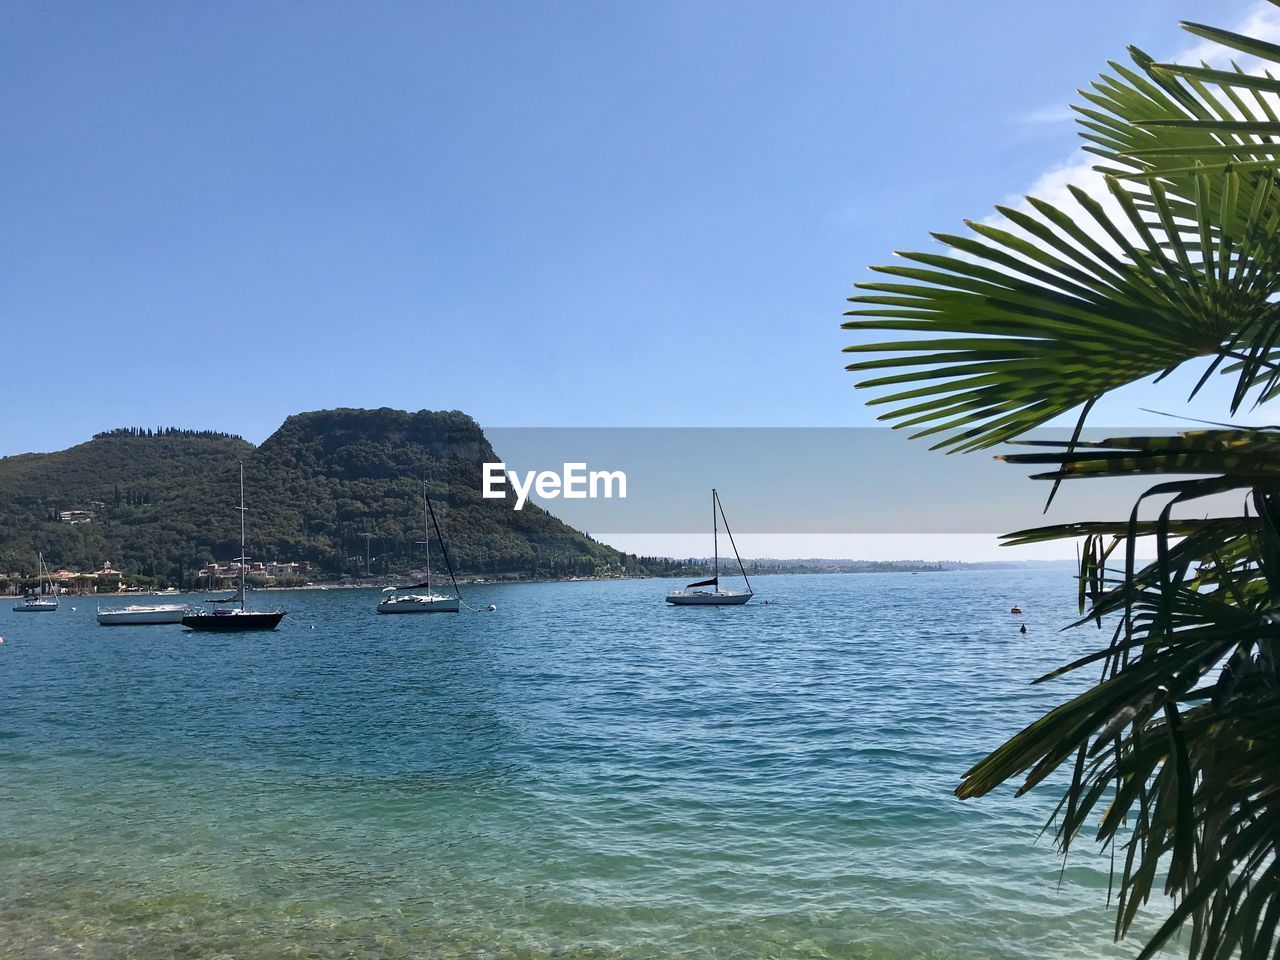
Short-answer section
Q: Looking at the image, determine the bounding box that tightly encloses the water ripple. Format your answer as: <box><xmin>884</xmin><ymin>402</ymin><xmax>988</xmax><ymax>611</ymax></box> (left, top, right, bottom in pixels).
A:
<box><xmin>0</xmin><ymin>572</ymin><xmax>1172</xmax><ymax>958</ymax></box>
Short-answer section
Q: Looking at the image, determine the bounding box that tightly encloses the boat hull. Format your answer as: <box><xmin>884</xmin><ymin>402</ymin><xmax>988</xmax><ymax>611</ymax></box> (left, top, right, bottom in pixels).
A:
<box><xmin>182</xmin><ymin>611</ymin><xmax>286</xmax><ymax>631</ymax></box>
<box><xmin>665</xmin><ymin>591</ymin><xmax>752</xmax><ymax>606</ymax></box>
<box><xmin>12</xmin><ymin>601</ymin><xmax>58</xmax><ymax>612</ymax></box>
<box><xmin>377</xmin><ymin>595</ymin><xmax>460</xmax><ymax>614</ymax></box>
<box><xmin>98</xmin><ymin>605</ymin><xmax>187</xmax><ymax>625</ymax></box>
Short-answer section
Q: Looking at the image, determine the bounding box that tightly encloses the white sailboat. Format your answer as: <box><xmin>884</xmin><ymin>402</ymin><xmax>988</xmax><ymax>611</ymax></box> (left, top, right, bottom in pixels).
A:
<box><xmin>377</xmin><ymin>481</ymin><xmax>461</xmax><ymax>614</ymax></box>
<box><xmin>666</xmin><ymin>489</ymin><xmax>754</xmax><ymax>606</ymax></box>
<box><xmin>13</xmin><ymin>553</ymin><xmax>59</xmax><ymax>612</ymax></box>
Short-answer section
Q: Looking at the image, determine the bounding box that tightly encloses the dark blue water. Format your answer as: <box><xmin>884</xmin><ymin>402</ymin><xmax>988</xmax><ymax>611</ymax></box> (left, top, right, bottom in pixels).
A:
<box><xmin>0</xmin><ymin>572</ymin><xmax>1166</xmax><ymax>958</ymax></box>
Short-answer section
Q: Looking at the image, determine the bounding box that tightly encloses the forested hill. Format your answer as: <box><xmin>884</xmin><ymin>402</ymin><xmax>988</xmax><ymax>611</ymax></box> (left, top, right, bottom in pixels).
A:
<box><xmin>0</xmin><ymin>408</ymin><xmax>639</xmax><ymax>587</ymax></box>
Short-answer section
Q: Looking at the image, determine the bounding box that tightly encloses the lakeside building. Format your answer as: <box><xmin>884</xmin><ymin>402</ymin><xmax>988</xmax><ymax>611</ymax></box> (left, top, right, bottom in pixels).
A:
<box><xmin>197</xmin><ymin>560</ymin><xmax>310</xmax><ymax>587</ymax></box>
<box><xmin>3</xmin><ymin>562</ymin><xmax>124</xmax><ymax>595</ymax></box>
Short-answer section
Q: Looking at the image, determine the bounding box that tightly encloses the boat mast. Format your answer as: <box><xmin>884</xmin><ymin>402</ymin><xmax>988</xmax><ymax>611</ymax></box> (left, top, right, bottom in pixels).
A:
<box><xmin>238</xmin><ymin>461</ymin><xmax>247</xmax><ymax>612</ymax></box>
<box><xmin>712</xmin><ymin>488</ymin><xmax>719</xmax><ymax>593</ymax></box>
<box><xmin>423</xmin><ymin>480</ymin><xmax>431</xmax><ymax>592</ymax></box>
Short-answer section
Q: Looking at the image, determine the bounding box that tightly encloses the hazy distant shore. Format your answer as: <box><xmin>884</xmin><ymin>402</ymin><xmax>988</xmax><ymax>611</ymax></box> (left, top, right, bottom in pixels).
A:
<box><xmin>57</xmin><ymin>559</ymin><xmax>1087</xmax><ymax>598</ymax></box>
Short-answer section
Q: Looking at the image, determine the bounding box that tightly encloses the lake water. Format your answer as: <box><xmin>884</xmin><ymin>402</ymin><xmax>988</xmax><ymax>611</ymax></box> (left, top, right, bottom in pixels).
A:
<box><xmin>0</xmin><ymin>571</ymin><xmax>1168</xmax><ymax>959</ymax></box>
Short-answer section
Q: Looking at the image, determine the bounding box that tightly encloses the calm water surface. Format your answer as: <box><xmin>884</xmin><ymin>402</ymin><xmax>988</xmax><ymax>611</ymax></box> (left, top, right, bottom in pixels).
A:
<box><xmin>0</xmin><ymin>571</ymin><xmax>1167</xmax><ymax>958</ymax></box>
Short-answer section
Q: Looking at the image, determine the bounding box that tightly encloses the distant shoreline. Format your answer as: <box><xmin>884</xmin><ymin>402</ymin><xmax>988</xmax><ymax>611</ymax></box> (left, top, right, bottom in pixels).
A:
<box><xmin>9</xmin><ymin>559</ymin><xmax>1092</xmax><ymax>598</ymax></box>
<box><xmin>49</xmin><ymin>562</ymin><xmax>1084</xmax><ymax>598</ymax></box>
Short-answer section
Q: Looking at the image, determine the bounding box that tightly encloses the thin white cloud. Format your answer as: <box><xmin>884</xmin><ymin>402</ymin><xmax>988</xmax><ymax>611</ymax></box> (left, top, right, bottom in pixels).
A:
<box><xmin>982</xmin><ymin>2</ymin><xmax>1280</xmax><ymax>263</ymax></box>
<box><xmin>1009</xmin><ymin>7</ymin><xmax>1280</xmax><ymax>132</ymax></box>
<box><xmin>1000</xmin><ymin>153</ymin><xmax>1105</xmax><ymax>218</ymax></box>
<box><xmin>1178</xmin><ymin>4</ymin><xmax>1280</xmax><ymax>69</ymax></box>
<box><xmin>1017</xmin><ymin>105</ymin><xmax>1076</xmax><ymax>126</ymax></box>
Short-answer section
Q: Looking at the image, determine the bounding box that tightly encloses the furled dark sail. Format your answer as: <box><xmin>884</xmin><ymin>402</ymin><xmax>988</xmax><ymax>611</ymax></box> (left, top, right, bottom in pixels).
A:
<box><xmin>207</xmin><ymin>583</ymin><xmax>245</xmax><ymax>604</ymax></box>
<box><xmin>686</xmin><ymin>576</ymin><xmax>718</xmax><ymax>589</ymax></box>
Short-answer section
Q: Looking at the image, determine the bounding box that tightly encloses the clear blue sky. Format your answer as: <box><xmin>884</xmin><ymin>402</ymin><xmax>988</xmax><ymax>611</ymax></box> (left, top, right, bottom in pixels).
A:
<box><xmin>1</xmin><ymin>0</ymin><xmax>1261</xmax><ymax>457</ymax></box>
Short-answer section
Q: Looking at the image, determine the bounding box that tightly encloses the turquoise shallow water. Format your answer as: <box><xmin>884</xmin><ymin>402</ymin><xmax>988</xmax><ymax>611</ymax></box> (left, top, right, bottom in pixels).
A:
<box><xmin>0</xmin><ymin>571</ymin><xmax>1167</xmax><ymax>959</ymax></box>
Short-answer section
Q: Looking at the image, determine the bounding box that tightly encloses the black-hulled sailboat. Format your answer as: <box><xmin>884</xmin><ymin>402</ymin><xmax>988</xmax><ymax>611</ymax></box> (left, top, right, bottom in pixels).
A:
<box><xmin>666</xmin><ymin>488</ymin><xmax>753</xmax><ymax>606</ymax></box>
<box><xmin>182</xmin><ymin>462</ymin><xmax>286</xmax><ymax>631</ymax></box>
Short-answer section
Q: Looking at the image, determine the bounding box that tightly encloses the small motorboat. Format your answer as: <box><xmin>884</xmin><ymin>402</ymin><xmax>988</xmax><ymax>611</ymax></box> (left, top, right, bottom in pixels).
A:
<box><xmin>97</xmin><ymin>603</ymin><xmax>187</xmax><ymax>626</ymax></box>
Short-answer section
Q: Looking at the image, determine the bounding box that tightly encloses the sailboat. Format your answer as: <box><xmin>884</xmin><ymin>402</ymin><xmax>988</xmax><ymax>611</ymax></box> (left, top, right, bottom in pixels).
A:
<box><xmin>377</xmin><ymin>482</ymin><xmax>461</xmax><ymax>613</ymax></box>
<box><xmin>666</xmin><ymin>489</ymin><xmax>754</xmax><ymax>606</ymax></box>
<box><xmin>12</xmin><ymin>553</ymin><xmax>59</xmax><ymax>612</ymax></box>
<box><xmin>181</xmin><ymin>463</ymin><xmax>286</xmax><ymax>631</ymax></box>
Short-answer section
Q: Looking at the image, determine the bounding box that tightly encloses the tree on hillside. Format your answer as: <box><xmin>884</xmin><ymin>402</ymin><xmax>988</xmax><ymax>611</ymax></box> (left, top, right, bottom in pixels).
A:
<box><xmin>845</xmin><ymin>11</ymin><xmax>1280</xmax><ymax>960</ymax></box>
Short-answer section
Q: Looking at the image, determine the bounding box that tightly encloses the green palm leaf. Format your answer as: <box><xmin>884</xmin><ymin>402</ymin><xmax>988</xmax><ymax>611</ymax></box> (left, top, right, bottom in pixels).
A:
<box><xmin>956</xmin><ymin>430</ymin><xmax>1280</xmax><ymax>960</ymax></box>
<box><xmin>844</xmin><ymin>173</ymin><xmax>1280</xmax><ymax>450</ymax></box>
<box><xmin>1074</xmin><ymin>20</ymin><xmax>1280</xmax><ymax>178</ymax></box>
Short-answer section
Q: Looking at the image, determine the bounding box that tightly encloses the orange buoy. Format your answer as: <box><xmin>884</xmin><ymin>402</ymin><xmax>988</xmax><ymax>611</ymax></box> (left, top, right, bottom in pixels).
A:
<box><xmin>1010</xmin><ymin>605</ymin><xmax>1022</xmax><ymax>614</ymax></box>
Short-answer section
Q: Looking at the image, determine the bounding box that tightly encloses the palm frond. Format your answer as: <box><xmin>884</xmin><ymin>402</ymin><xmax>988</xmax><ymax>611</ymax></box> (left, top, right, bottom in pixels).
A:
<box><xmin>959</xmin><ymin>429</ymin><xmax>1280</xmax><ymax>960</ymax></box>
<box><xmin>844</xmin><ymin>174</ymin><xmax>1280</xmax><ymax>450</ymax></box>
<box><xmin>846</xmin><ymin>10</ymin><xmax>1280</xmax><ymax>957</ymax></box>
